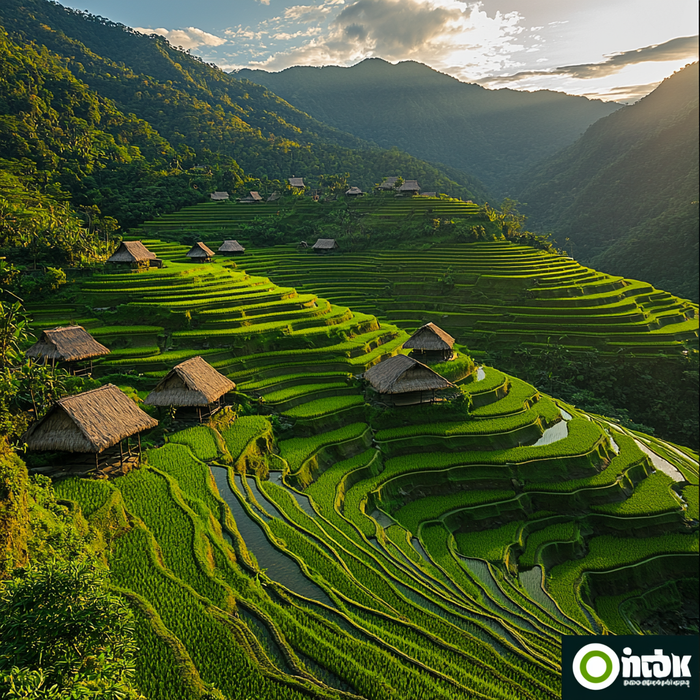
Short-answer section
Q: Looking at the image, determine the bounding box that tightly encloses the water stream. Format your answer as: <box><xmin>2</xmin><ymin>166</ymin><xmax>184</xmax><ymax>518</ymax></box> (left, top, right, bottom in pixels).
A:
<box><xmin>211</xmin><ymin>466</ymin><xmax>333</xmax><ymax>605</ymax></box>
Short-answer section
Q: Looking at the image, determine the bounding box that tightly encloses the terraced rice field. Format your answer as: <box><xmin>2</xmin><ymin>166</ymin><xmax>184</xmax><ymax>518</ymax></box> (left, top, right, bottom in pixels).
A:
<box><xmin>32</xmin><ymin>235</ymin><xmax>698</xmax><ymax>699</ymax></box>
<box><xmin>136</xmin><ymin>197</ymin><xmax>480</xmax><ymax>240</ymax></box>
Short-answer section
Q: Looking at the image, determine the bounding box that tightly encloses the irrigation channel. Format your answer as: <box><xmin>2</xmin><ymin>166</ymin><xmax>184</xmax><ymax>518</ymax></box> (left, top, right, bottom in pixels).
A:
<box><xmin>210</xmin><ymin>466</ymin><xmax>333</xmax><ymax>605</ymax></box>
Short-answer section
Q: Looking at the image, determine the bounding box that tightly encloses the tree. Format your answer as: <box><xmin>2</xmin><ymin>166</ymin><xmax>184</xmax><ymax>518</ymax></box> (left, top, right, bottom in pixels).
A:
<box><xmin>0</xmin><ymin>560</ymin><xmax>143</xmax><ymax>699</ymax></box>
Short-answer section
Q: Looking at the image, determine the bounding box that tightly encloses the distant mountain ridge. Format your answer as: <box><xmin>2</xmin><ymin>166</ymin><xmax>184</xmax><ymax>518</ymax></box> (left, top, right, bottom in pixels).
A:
<box><xmin>237</xmin><ymin>59</ymin><xmax>620</xmax><ymax>196</ymax></box>
<box><xmin>517</xmin><ymin>63</ymin><xmax>699</xmax><ymax>302</ymax></box>
<box><xmin>0</xmin><ymin>0</ymin><xmax>488</xmax><ymax>233</ymax></box>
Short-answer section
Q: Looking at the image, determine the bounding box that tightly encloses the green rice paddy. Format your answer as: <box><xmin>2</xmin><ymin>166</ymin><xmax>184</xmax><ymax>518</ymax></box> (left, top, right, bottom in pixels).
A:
<box><xmin>33</xmin><ymin>224</ymin><xmax>699</xmax><ymax>699</ymax></box>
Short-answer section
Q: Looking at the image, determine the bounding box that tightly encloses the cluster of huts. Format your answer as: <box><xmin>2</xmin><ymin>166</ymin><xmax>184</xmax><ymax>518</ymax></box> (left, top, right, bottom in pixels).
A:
<box><xmin>363</xmin><ymin>322</ymin><xmax>458</xmax><ymax>406</ymax></box>
<box><xmin>21</xmin><ymin>320</ymin><xmax>459</xmax><ymax>473</ymax></box>
<box><xmin>106</xmin><ymin>239</ymin><xmax>246</xmax><ymax>270</ymax></box>
<box><xmin>22</xmin><ymin>331</ymin><xmax>236</xmax><ymax>473</ymax></box>
<box><xmin>209</xmin><ymin>175</ymin><xmax>427</xmax><ymax>206</ymax></box>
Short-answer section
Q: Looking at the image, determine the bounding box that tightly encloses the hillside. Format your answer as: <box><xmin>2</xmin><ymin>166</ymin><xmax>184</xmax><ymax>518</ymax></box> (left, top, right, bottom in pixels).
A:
<box><xmin>237</xmin><ymin>58</ymin><xmax>620</xmax><ymax>196</ymax></box>
<box><xmin>0</xmin><ymin>0</ymin><xmax>487</xmax><ymax>239</ymax></box>
<box><xmin>517</xmin><ymin>63</ymin><xmax>699</xmax><ymax>302</ymax></box>
<box><xmin>13</xmin><ymin>239</ymin><xmax>698</xmax><ymax>698</ymax></box>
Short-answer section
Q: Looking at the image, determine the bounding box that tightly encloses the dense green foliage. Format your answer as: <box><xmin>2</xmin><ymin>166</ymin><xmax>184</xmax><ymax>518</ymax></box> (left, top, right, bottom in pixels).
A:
<box><xmin>518</xmin><ymin>63</ymin><xmax>699</xmax><ymax>302</ymax></box>
<box><xmin>238</xmin><ymin>58</ymin><xmax>619</xmax><ymax>196</ymax></box>
<box><xmin>0</xmin><ymin>559</ymin><xmax>141</xmax><ymax>699</ymax></box>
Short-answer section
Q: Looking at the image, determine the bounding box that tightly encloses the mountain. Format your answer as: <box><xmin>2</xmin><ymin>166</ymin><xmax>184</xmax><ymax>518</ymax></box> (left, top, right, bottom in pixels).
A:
<box><xmin>0</xmin><ymin>0</ymin><xmax>487</xmax><ymax>239</ymax></box>
<box><xmin>516</xmin><ymin>63</ymin><xmax>699</xmax><ymax>302</ymax></box>
<box><xmin>236</xmin><ymin>59</ymin><xmax>620</xmax><ymax>196</ymax></box>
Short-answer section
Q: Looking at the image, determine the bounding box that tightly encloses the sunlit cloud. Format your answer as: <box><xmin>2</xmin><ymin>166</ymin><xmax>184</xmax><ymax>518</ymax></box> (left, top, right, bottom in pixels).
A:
<box><xmin>134</xmin><ymin>26</ymin><xmax>227</xmax><ymax>50</ymax></box>
<box><xmin>479</xmin><ymin>35</ymin><xmax>698</xmax><ymax>85</ymax></box>
<box><xmin>245</xmin><ymin>0</ymin><xmax>527</xmax><ymax>79</ymax></box>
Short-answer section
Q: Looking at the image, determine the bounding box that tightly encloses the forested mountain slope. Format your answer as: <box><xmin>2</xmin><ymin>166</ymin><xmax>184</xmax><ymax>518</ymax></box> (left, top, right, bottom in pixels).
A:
<box><xmin>0</xmin><ymin>0</ymin><xmax>486</xmax><ymax>237</ymax></box>
<box><xmin>517</xmin><ymin>63</ymin><xmax>699</xmax><ymax>302</ymax></box>
<box><xmin>237</xmin><ymin>59</ymin><xmax>620</xmax><ymax>196</ymax></box>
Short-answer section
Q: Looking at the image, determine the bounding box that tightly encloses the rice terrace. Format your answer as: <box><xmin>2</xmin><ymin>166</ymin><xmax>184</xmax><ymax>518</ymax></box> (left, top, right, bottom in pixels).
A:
<box><xmin>0</xmin><ymin>2</ymin><xmax>698</xmax><ymax>698</ymax></box>
<box><xmin>4</xmin><ymin>191</ymin><xmax>695</xmax><ymax>699</ymax></box>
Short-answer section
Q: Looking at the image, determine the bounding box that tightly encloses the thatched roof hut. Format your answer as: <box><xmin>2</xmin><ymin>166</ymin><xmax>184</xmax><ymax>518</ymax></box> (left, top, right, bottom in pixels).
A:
<box><xmin>218</xmin><ymin>239</ymin><xmax>245</xmax><ymax>255</ymax></box>
<box><xmin>346</xmin><ymin>186</ymin><xmax>364</xmax><ymax>196</ymax></box>
<box><xmin>363</xmin><ymin>354</ymin><xmax>455</xmax><ymax>405</ymax></box>
<box><xmin>22</xmin><ymin>384</ymin><xmax>157</xmax><ymax>453</ymax></box>
<box><xmin>403</xmin><ymin>322</ymin><xmax>455</xmax><ymax>361</ymax></box>
<box><xmin>378</xmin><ymin>177</ymin><xmax>398</xmax><ymax>190</ymax></box>
<box><xmin>26</xmin><ymin>326</ymin><xmax>110</xmax><ymax>364</ymax></box>
<box><xmin>107</xmin><ymin>241</ymin><xmax>157</xmax><ymax>265</ymax></box>
<box><xmin>399</xmin><ymin>180</ymin><xmax>420</xmax><ymax>193</ymax></box>
<box><xmin>238</xmin><ymin>191</ymin><xmax>263</xmax><ymax>203</ymax></box>
<box><xmin>211</xmin><ymin>191</ymin><xmax>230</xmax><ymax>201</ymax></box>
<box><xmin>186</xmin><ymin>242</ymin><xmax>215</xmax><ymax>262</ymax></box>
<box><xmin>288</xmin><ymin>177</ymin><xmax>305</xmax><ymax>188</ymax></box>
<box><xmin>145</xmin><ymin>356</ymin><xmax>235</xmax><ymax>408</ymax></box>
<box><xmin>312</xmin><ymin>238</ymin><xmax>338</xmax><ymax>252</ymax></box>
<box><xmin>267</xmin><ymin>191</ymin><xmax>281</xmax><ymax>202</ymax></box>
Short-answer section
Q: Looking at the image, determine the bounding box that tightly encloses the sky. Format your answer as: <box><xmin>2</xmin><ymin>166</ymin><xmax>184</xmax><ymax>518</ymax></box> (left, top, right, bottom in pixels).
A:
<box><xmin>62</xmin><ymin>0</ymin><xmax>698</xmax><ymax>102</ymax></box>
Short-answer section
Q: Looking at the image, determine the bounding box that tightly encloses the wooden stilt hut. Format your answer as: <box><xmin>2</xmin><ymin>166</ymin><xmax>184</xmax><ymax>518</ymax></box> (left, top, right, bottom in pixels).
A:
<box><xmin>145</xmin><ymin>356</ymin><xmax>235</xmax><ymax>422</ymax></box>
<box><xmin>22</xmin><ymin>384</ymin><xmax>158</xmax><ymax>473</ymax></box>
<box><xmin>398</xmin><ymin>179</ymin><xmax>420</xmax><ymax>195</ymax></box>
<box><xmin>186</xmin><ymin>242</ymin><xmax>216</xmax><ymax>263</ymax></box>
<box><xmin>403</xmin><ymin>322</ymin><xmax>455</xmax><ymax>362</ymax></box>
<box><xmin>363</xmin><ymin>354</ymin><xmax>455</xmax><ymax>406</ymax></box>
<box><xmin>106</xmin><ymin>241</ymin><xmax>162</xmax><ymax>269</ymax></box>
<box><xmin>25</xmin><ymin>326</ymin><xmax>111</xmax><ymax>376</ymax></box>
<box><xmin>218</xmin><ymin>240</ymin><xmax>246</xmax><ymax>255</ymax></box>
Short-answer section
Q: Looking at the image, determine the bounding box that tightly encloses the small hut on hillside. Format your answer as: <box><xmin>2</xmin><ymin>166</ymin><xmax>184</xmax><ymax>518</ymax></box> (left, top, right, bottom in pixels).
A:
<box><xmin>378</xmin><ymin>177</ymin><xmax>398</xmax><ymax>190</ymax></box>
<box><xmin>267</xmin><ymin>192</ymin><xmax>281</xmax><ymax>202</ymax></box>
<box><xmin>186</xmin><ymin>242</ymin><xmax>216</xmax><ymax>263</ymax></box>
<box><xmin>403</xmin><ymin>322</ymin><xmax>455</xmax><ymax>362</ymax></box>
<box><xmin>107</xmin><ymin>241</ymin><xmax>162</xmax><ymax>270</ymax></box>
<box><xmin>211</xmin><ymin>191</ymin><xmax>230</xmax><ymax>201</ymax></box>
<box><xmin>218</xmin><ymin>239</ymin><xmax>246</xmax><ymax>255</ymax></box>
<box><xmin>312</xmin><ymin>238</ymin><xmax>338</xmax><ymax>253</ymax></box>
<box><xmin>26</xmin><ymin>325</ymin><xmax>111</xmax><ymax>375</ymax></box>
<box><xmin>345</xmin><ymin>186</ymin><xmax>364</xmax><ymax>197</ymax></box>
<box><xmin>238</xmin><ymin>191</ymin><xmax>263</xmax><ymax>203</ymax></box>
<box><xmin>288</xmin><ymin>177</ymin><xmax>305</xmax><ymax>191</ymax></box>
<box><xmin>145</xmin><ymin>355</ymin><xmax>235</xmax><ymax>421</ymax></box>
<box><xmin>363</xmin><ymin>354</ymin><xmax>456</xmax><ymax>406</ymax></box>
<box><xmin>399</xmin><ymin>180</ymin><xmax>421</xmax><ymax>195</ymax></box>
<box><xmin>22</xmin><ymin>384</ymin><xmax>157</xmax><ymax>472</ymax></box>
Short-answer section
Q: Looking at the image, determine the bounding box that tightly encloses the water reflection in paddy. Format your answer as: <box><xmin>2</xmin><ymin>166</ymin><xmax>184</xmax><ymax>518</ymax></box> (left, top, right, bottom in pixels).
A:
<box><xmin>211</xmin><ymin>466</ymin><xmax>332</xmax><ymax>606</ymax></box>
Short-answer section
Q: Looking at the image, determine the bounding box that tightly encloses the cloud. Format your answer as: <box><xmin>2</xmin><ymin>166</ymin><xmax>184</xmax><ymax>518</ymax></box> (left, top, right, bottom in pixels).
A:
<box><xmin>245</xmin><ymin>0</ymin><xmax>527</xmax><ymax>78</ymax></box>
<box><xmin>134</xmin><ymin>26</ymin><xmax>227</xmax><ymax>50</ymax></box>
<box><xmin>479</xmin><ymin>35</ymin><xmax>698</xmax><ymax>85</ymax></box>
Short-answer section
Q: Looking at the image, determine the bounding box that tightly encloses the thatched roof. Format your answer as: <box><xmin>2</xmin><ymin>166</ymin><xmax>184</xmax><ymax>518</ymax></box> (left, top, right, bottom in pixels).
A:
<box><xmin>107</xmin><ymin>241</ymin><xmax>157</xmax><ymax>264</ymax></box>
<box><xmin>378</xmin><ymin>177</ymin><xmax>398</xmax><ymax>189</ymax></box>
<box><xmin>267</xmin><ymin>191</ymin><xmax>281</xmax><ymax>202</ymax></box>
<box><xmin>288</xmin><ymin>177</ymin><xmax>305</xmax><ymax>188</ymax></box>
<box><xmin>211</xmin><ymin>191</ymin><xmax>230</xmax><ymax>200</ymax></box>
<box><xmin>22</xmin><ymin>384</ymin><xmax>157</xmax><ymax>453</ymax></box>
<box><xmin>403</xmin><ymin>322</ymin><xmax>455</xmax><ymax>351</ymax></box>
<box><xmin>346</xmin><ymin>186</ymin><xmax>364</xmax><ymax>196</ymax></box>
<box><xmin>26</xmin><ymin>326</ymin><xmax>111</xmax><ymax>362</ymax></box>
<box><xmin>145</xmin><ymin>356</ymin><xmax>235</xmax><ymax>407</ymax></box>
<box><xmin>312</xmin><ymin>238</ymin><xmax>338</xmax><ymax>250</ymax></box>
<box><xmin>218</xmin><ymin>239</ymin><xmax>245</xmax><ymax>253</ymax></box>
<box><xmin>399</xmin><ymin>180</ymin><xmax>420</xmax><ymax>192</ymax></box>
<box><xmin>187</xmin><ymin>242</ymin><xmax>215</xmax><ymax>258</ymax></box>
<box><xmin>364</xmin><ymin>354</ymin><xmax>455</xmax><ymax>394</ymax></box>
<box><xmin>238</xmin><ymin>191</ymin><xmax>262</xmax><ymax>202</ymax></box>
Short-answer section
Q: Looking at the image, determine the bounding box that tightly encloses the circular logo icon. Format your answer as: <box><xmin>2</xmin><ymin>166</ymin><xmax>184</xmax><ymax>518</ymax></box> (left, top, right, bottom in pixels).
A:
<box><xmin>572</xmin><ymin>643</ymin><xmax>620</xmax><ymax>690</ymax></box>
